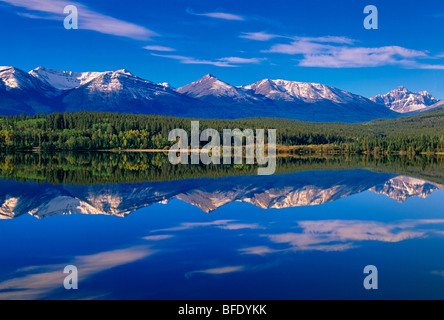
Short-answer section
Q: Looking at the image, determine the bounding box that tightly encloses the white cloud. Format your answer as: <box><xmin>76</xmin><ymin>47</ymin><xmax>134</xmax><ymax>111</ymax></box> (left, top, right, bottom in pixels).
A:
<box><xmin>151</xmin><ymin>53</ymin><xmax>236</xmax><ymax>67</ymax></box>
<box><xmin>1</xmin><ymin>0</ymin><xmax>157</xmax><ymax>40</ymax></box>
<box><xmin>266</xmin><ymin>40</ymin><xmax>334</xmax><ymax>55</ymax></box>
<box><xmin>151</xmin><ymin>54</ymin><xmax>265</xmax><ymax>67</ymax></box>
<box><xmin>187</xmin><ymin>8</ymin><xmax>244</xmax><ymax>21</ymax></box>
<box><xmin>143</xmin><ymin>46</ymin><xmax>176</xmax><ymax>52</ymax></box>
<box><xmin>263</xmin><ymin>35</ymin><xmax>444</xmax><ymax>69</ymax></box>
<box><xmin>217</xmin><ymin>222</ymin><xmax>263</xmax><ymax>230</ymax></box>
<box><xmin>407</xmin><ymin>62</ymin><xmax>444</xmax><ymax>70</ymax></box>
<box><xmin>293</xmin><ymin>36</ymin><xmax>356</xmax><ymax>44</ymax></box>
<box><xmin>200</xmin><ymin>12</ymin><xmax>244</xmax><ymax>21</ymax></box>
<box><xmin>240</xmin><ymin>32</ymin><xmax>282</xmax><ymax>41</ymax></box>
<box><xmin>143</xmin><ymin>235</ymin><xmax>175</xmax><ymax>241</ymax></box>
<box><xmin>218</xmin><ymin>57</ymin><xmax>265</xmax><ymax>64</ymax></box>
<box><xmin>240</xmin><ymin>33</ymin><xmax>352</xmax><ymax>43</ymax></box>
<box><xmin>298</xmin><ymin>46</ymin><xmax>428</xmax><ymax>68</ymax></box>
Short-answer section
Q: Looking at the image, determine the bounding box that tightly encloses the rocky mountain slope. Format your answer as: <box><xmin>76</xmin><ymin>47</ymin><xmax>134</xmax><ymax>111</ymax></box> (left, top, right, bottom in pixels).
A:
<box><xmin>0</xmin><ymin>66</ymin><xmax>403</xmax><ymax>122</ymax></box>
<box><xmin>371</xmin><ymin>86</ymin><xmax>440</xmax><ymax>113</ymax></box>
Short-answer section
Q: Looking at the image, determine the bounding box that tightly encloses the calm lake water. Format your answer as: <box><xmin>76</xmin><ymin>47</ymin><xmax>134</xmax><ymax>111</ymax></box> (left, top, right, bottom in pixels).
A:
<box><xmin>0</xmin><ymin>152</ymin><xmax>444</xmax><ymax>300</ymax></box>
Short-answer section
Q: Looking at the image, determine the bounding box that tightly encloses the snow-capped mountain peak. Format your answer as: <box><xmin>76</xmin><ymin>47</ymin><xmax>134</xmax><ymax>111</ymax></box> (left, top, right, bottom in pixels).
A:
<box><xmin>0</xmin><ymin>66</ymin><xmax>26</xmax><ymax>90</ymax></box>
<box><xmin>242</xmin><ymin>79</ymin><xmax>366</xmax><ymax>104</ymax></box>
<box><xmin>158</xmin><ymin>82</ymin><xmax>175</xmax><ymax>90</ymax></box>
<box><xmin>371</xmin><ymin>86</ymin><xmax>439</xmax><ymax>113</ymax></box>
<box><xmin>177</xmin><ymin>74</ymin><xmax>253</xmax><ymax>100</ymax></box>
<box><xmin>370</xmin><ymin>176</ymin><xmax>444</xmax><ymax>202</ymax></box>
<box><xmin>0</xmin><ymin>66</ymin><xmax>14</xmax><ymax>72</ymax></box>
<box><xmin>0</xmin><ymin>66</ymin><xmax>60</xmax><ymax>115</ymax></box>
<box><xmin>29</xmin><ymin>66</ymin><xmax>103</xmax><ymax>90</ymax></box>
<box><xmin>114</xmin><ymin>69</ymin><xmax>133</xmax><ymax>75</ymax></box>
<box><xmin>2</xmin><ymin>171</ymin><xmax>442</xmax><ymax>219</ymax></box>
<box><xmin>0</xmin><ymin>66</ymin><xmax>48</xmax><ymax>91</ymax></box>
<box><xmin>0</xmin><ymin>66</ymin><xmax>407</xmax><ymax>121</ymax></box>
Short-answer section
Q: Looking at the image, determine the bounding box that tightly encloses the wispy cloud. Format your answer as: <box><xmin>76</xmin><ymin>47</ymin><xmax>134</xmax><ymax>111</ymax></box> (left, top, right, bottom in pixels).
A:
<box><xmin>151</xmin><ymin>54</ymin><xmax>265</xmax><ymax>67</ymax></box>
<box><xmin>297</xmin><ymin>46</ymin><xmax>431</xmax><ymax>68</ymax></box>
<box><xmin>240</xmin><ymin>31</ymin><xmax>282</xmax><ymax>41</ymax></box>
<box><xmin>217</xmin><ymin>222</ymin><xmax>263</xmax><ymax>230</ymax></box>
<box><xmin>143</xmin><ymin>235</ymin><xmax>175</xmax><ymax>241</ymax></box>
<box><xmin>143</xmin><ymin>45</ymin><xmax>176</xmax><ymax>52</ymax></box>
<box><xmin>187</xmin><ymin>8</ymin><xmax>244</xmax><ymax>21</ymax></box>
<box><xmin>152</xmin><ymin>219</ymin><xmax>262</xmax><ymax>232</ymax></box>
<box><xmin>293</xmin><ymin>36</ymin><xmax>356</xmax><ymax>44</ymax></box>
<box><xmin>405</xmin><ymin>61</ymin><xmax>444</xmax><ymax>70</ymax></box>
<box><xmin>264</xmin><ymin>36</ymin><xmax>359</xmax><ymax>55</ymax></box>
<box><xmin>16</xmin><ymin>11</ymin><xmax>59</xmax><ymax>20</ymax></box>
<box><xmin>218</xmin><ymin>57</ymin><xmax>265</xmax><ymax>64</ymax></box>
<box><xmin>1</xmin><ymin>0</ymin><xmax>157</xmax><ymax>40</ymax></box>
<box><xmin>239</xmin><ymin>246</ymin><xmax>283</xmax><ymax>256</ymax></box>
<box><xmin>151</xmin><ymin>54</ymin><xmax>235</xmax><ymax>67</ymax></box>
<box><xmin>241</xmin><ymin>32</ymin><xmax>352</xmax><ymax>44</ymax></box>
<box><xmin>262</xmin><ymin>35</ymin><xmax>444</xmax><ymax>69</ymax></box>
<box><xmin>431</xmin><ymin>270</ymin><xmax>444</xmax><ymax>276</ymax></box>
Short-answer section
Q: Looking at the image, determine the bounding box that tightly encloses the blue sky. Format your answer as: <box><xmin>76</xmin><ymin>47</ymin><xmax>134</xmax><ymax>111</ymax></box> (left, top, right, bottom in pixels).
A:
<box><xmin>1</xmin><ymin>0</ymin><xmax>444</xmax><ymax>98</ymax></box>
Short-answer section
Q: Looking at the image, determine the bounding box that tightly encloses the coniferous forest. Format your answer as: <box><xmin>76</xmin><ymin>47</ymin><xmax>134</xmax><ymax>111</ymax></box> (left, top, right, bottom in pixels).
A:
<box><xmin>0</xmin><ymin>108</ymin><xmax>443</xmax><ymax>154</ymax></box>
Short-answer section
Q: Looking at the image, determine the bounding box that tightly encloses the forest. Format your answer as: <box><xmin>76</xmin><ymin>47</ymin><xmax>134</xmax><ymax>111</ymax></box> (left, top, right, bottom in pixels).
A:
<box><xmin>1</xmin><ymin>151</ymin><xmax>442</xmax><ymax>185</ymax></box>
<box><xmin>0</xmin><ymin>108</ymin><xmax>443</xmax><ymax>154</ymax></box>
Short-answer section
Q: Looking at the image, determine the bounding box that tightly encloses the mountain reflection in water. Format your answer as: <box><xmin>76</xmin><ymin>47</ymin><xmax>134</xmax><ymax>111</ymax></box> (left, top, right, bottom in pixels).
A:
<box><xmin>1</xmin><ymin>154</ymin><xmax>444</xmax><ymax>300</ymax></box>
<box><xmin>0</xmin><ymin>169</ymin><xmax>442</xmax><ymax>219</ymax></box>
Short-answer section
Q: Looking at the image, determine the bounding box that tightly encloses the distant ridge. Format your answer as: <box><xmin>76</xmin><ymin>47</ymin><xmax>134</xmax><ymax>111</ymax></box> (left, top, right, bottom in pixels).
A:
<box><xmin>371</xmin><ymin>86</ymin><xmax>440</xmax><ymax>113</ymax></box>
<box><xmin>0</xmin><ymin>66</ymin><xmax>409</xmax><ymax>123</ymax></box>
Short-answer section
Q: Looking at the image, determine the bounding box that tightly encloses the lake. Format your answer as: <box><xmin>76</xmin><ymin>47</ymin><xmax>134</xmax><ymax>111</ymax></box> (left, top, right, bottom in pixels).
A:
<box><xmin>0</xmin><ymin>152</ymin><xmax>443</xmax><ymax>300</ymax></box>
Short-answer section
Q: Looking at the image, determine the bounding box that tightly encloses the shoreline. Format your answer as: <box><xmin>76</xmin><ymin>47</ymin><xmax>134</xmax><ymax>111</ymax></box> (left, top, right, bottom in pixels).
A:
<box><xmin>2</xmin><ymin>145</ymin><xmax>444</xmax><ymax>156</ymax></box>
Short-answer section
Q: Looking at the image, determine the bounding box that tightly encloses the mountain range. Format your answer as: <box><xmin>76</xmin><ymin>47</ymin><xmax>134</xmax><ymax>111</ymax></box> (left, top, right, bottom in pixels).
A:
<box><xmin>0</xmin><ymin>170</ymin><xmax>442</xmax><ymax>219</ymax></box>
<box><xmin>370</xmin><ymin>86</ymin><xmax>439</xmax><ymax>113</ymax></box>
<box><xmin>0</xmin><ymin>66</ymin><xmax>442</xmax><ymax>123</ymax></box>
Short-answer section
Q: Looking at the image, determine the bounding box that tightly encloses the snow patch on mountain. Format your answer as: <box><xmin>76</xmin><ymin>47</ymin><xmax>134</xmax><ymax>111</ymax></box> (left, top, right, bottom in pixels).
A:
<box><xmin>0</xmin><ymin>66</ymin><xmax>47</xmax><ymax>91</ymax></box>
<box><xmin>158</xmin><ymin>82</ymin><xmax>174</xmax><ymax>90</ymax></box>
<box><xmin>0</xmin><ymin>196</ymin><xmax>19</xmax><ymax>219</ymax></box>
<box><xmin>79</xmin><ymin>70</ymin><xmax>173</xmax><ymax>98</ymax></box>
<box><xmin>27</xmin><ymin>196</ymin><xmax>105</xmax><ymax>219</ymax></box>
<box><xmin>371</xmin><ymin>86</ymin><xmax>439</xmax><ymax>113</ymax></box>
<box><xmin>29</xmin><ymin>67</ymin><xmax>104</xmax><ymax>90</ymax></box>
<box><xmin>177</xmin><ymin>74</ymin><xmax>260</xmax><ymax>102</ymax></box>
<box><xmin>370</xmin><ymin>176</ymin><xmax>444</xmax><ymax>202</ymax></box>
<box><xmin>242</xmin><ymin>79</ymin><xmax>368</xmax><ymax>104</ymax></box>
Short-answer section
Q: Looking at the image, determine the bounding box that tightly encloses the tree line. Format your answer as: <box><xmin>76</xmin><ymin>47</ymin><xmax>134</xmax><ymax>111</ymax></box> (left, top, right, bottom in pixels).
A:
<box><xmin>1</xmin><ymin>151</ymin><xmax>442</xmax><ymax>185</ymax></box>
<box><xmin>0</xmin><ymin>110</ymin><xmax>443</xmax><ymax>154</ymax></box>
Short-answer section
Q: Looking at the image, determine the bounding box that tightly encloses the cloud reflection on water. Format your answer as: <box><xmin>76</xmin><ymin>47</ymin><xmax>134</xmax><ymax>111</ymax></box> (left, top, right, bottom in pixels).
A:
<box><xmin>0</xmin><ymin>245</ymin><xmax>155</xmax><ymax>300</ymax></box>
